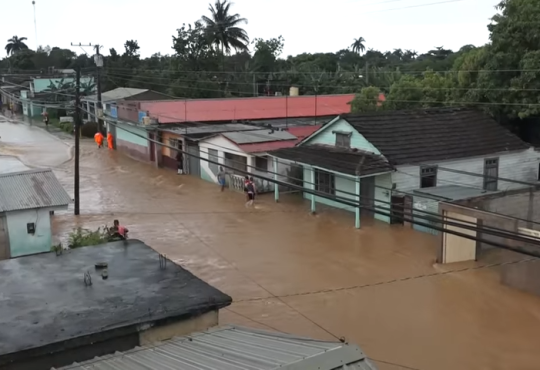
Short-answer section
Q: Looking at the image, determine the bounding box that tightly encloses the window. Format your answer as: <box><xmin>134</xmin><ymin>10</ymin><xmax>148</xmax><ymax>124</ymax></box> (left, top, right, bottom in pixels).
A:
<box><xmin>420</xmin><ymin>166</ymin><xmax>437</xmax><ymax>188</ymax></box>
<box><xmin>315</xmin><ymin>169</ymin><xmax>335</xmax><ymax>195</ymax></box>
<box><xmin>334</xmin><ymin>131</ymin><xmax>351</xmax><ymax>148</ymax></box>
<box><xmin>255</xmin><ymin>156</ymin><xmax>268</xmax><ymax>172</ymax></box>
<box><xmin>208</xmin><ymin>148</ymin><xmax>219</xmax><ymax>174</ymax></box>
<box><xmin>483</xmin><ymin>158</ymin><xmax>499</xmax><ymax>191</ymax></box>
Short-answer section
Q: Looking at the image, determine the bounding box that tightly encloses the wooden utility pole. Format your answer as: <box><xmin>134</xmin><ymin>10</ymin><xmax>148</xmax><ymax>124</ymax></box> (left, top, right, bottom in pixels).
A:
<box><xmin>74</xmin><ymin>66</ymin><xmax>81</xmax><ymax>215</ymax></box>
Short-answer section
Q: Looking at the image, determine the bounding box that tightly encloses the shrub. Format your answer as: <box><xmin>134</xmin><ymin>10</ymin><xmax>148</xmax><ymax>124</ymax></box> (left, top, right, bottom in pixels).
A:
<box><xmin>68</xmin><ymin>227</ymin><xmax>109</xmax><ymax>249</ymax></box>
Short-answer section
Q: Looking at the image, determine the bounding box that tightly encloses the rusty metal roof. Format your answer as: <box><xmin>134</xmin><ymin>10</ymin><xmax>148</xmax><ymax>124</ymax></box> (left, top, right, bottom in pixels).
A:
<box><xmin>55</xmin><ymin>326</ymin><xmax>378</xmax><ymax>370</ymax></box>
<box><xmin>0</xmin><ymin>168</ymin><xmax>71</xmax><ymax>212</ymax></box>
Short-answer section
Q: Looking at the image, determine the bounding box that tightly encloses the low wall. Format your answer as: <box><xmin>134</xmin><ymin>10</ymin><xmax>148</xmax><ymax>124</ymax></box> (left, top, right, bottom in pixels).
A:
<box><xmin>117</xmin><ymin>139</ymin><xmax>149</xmax><ymax>162</ymax></box>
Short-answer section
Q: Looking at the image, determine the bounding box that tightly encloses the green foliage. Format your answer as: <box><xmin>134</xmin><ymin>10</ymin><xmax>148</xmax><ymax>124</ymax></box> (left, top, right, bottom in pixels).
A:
<box><xmin>68</xmin><ymin>227</ymin><xmax>109</xmax><ymax>249</ymax></box>
<box><xmin>350</xmin><ymin>86</ymin><xmax>383</xmax><ymax>113</ymax></box>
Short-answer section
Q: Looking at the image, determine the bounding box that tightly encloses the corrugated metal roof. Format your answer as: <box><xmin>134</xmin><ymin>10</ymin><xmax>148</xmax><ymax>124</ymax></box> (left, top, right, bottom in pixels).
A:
<box><xmin>223</xmin><ymin>130</ymin><xmax>297</xmax><ymax>144</ymax></box>
<box><xmin>163</xmin><ymin>123</ymin><xmax>257</xmax><ymax>135</ymax></box>
<box><xmin>0</xmin><ymin>169</ymin><xmax>72</xmax><ymax>212</ymax></box>
<box><xmin>55</xmin><ymin>326</ymin><xmax>377</xmax><ymax>370</ymax></box>
<box><xmin>83</xmin><ymin>88</ymin><xmax>148</xmax><ymax>103</ymax></box>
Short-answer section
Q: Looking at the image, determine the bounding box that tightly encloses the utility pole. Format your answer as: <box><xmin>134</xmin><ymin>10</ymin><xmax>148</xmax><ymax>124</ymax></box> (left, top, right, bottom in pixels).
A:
<box><xmin>70</xmin><ymin>42</ymin><xmax>103</xmax><ymax>133</ymax></box>
<box><xmin>74</xmin><ymin>67</ymin><xmax>81</xmax><ymax>215</ymax></box>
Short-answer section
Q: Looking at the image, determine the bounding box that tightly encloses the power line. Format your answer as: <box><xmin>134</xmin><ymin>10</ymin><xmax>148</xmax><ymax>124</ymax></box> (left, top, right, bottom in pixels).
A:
<box><xmin>92</xmin><ymin>110</ymin><xmax>540</xmax><ymax>257</ymax></box>
<box><xmin>104</xmin><ymin>70</ymin><xmax>540</xmax><ymax>93</ymax></box>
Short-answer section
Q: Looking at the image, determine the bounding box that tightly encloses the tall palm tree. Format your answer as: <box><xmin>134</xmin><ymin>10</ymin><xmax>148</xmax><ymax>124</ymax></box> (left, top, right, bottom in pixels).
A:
<box><xmin>5</xmin><ymin>36</ymin><xmax>29</xmax><ymax>56</ymax></box>
<box><xmin>201</xmin><ymin>0</ymin><xmax>249</xmax><ymax>55</ymax></box>
<box><xmin>350</xmin><ymin>37</ymin><xmax>366</xmax><ymax>55</ymax></box>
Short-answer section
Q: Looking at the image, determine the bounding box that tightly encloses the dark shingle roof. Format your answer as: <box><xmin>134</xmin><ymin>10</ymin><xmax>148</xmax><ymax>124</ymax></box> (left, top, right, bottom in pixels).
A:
<box><xmin>270</xmin><ymin>145</ymin><xmax>394</xmax><ymax>176</ymax></box>
<box><xmin>341</xmin><ymin>108</ymin><xmax>530</xmax><ymax>165</ymax></box>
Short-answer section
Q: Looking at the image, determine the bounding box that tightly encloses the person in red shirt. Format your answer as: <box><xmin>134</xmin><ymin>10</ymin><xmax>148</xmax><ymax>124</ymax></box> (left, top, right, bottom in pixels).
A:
<box><xmin>113</xmin><ymin>219</ymin><xmax>128</xmax><ymax>239</ymax></box>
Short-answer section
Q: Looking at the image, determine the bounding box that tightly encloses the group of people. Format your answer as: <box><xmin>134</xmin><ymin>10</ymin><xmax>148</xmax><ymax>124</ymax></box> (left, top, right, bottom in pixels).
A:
<box><xmin>94</xmin><ymin>131</ymin><xmax>114</xmax><ymax>149</ymax></box>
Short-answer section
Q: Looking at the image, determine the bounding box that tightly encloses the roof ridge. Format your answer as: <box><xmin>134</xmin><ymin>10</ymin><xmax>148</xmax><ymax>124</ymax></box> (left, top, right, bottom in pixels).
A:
<box><xmin>0</xmin><ymin>168</ymin><xmax>53</xmax><ymax>178</ymax></box>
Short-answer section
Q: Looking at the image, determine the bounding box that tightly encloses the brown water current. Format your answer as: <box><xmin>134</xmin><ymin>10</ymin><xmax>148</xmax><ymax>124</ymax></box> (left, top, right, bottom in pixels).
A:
<box><xmin>2</xmin><ymin>116</ymin><xmax>540</xmax><ymax>370</ymax></box>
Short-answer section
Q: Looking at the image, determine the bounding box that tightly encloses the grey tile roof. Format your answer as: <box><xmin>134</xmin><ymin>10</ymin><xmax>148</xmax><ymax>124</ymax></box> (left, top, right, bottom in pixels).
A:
<box><xmin>0</xmin><ymin>168</ymin><xmax>71</xmax><ymax>212</ymax></box>
<box><xmin>163</xmin><ymin>123</ymin><xmax>257</xmax><ymax>135</ymax></box>
<box><xmin>341</xmin><ymin>107</ymin><xmax>530</xmax><ymax>165</ymax></box>
<box><xmin>83</xmin><ymin>88</ymin><xmax>148</xmax><ymax>103</ymax></box>
<box><xmin>270</xmin><ymin>145</ymin><xmax>394</xmax><ymax>176</ymax></box>
<box><xmin>223</xmin><ymin>130</ymin><xmax>297</xmax><ymax>144</ymax></box>
<box><xmin>55</xmin><ymin>326</ymin><xmax>378</xmax><ymax>370</ymax></box>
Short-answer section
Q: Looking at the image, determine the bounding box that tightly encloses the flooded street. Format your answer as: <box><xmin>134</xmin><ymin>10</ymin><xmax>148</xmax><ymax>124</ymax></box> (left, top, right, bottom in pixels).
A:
<box><xmin>3</xmin><ymin>116</ymin><xmax>540</xmax><ymax>370</ymax></box>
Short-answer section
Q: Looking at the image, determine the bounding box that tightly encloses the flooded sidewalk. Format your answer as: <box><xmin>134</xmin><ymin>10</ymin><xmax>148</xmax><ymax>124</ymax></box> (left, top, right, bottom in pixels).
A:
<box><xmin>2</xmin><ymin>117</ymin><xmax>540</xmax><ymax>370</ymax></box>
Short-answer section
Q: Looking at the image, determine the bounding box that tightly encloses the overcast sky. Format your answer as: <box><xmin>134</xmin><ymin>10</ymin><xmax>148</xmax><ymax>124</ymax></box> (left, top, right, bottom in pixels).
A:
<box><xmin>4</xmin><ymin>0</ymin><xmax>499</xmax><ymax>58</ymax></box>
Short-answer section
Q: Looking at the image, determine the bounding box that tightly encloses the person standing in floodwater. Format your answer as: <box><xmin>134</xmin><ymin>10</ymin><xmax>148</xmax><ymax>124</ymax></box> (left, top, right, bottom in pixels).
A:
<box><xmin>217</xmin><ymin>166</ymin><xmax>226</xmax><ymax>191</ymax></box>
<box><xmin>94</xmin><ymin>131</ymin><xmax>104</xmax><ymax>148</ymax></box>
<box><xmin>245</xmin><ymin>178</ymin><xmax>255</xmax><ymax>207</ymax></box>
<box><xmin>107</xmin><ymin>132</ymin><xmax>114</xmax><ymax>150</ymax></box>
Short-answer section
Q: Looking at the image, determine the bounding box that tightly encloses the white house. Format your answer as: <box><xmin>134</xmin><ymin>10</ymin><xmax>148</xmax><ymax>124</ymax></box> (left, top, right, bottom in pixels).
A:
<box><xmin>198</xmin><ymin>129</ymin><xmax>300</xmax><ymax>193</ymax></box>
<box><xmin>0</xmin><ymin>169</ymin><xmax>72</xmax><ymax>259</ymax></box>
<box><xmin>269</xmin><ymin>107</ymin><xmax>538</xmax><ymax>228</ymax></box>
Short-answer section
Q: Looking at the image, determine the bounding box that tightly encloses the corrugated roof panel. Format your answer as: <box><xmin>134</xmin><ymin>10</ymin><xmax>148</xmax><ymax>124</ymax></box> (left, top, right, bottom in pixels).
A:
<box><xmin>0</xmin><ymin>169</ymin><xmax>72</xmax><ymax>212</ymax></box>
<box><xmin>56</xmin><ymin>326</ymin><xmax>377</xmax><ymax>370</ymax></box>
<box><xmin>84</xmin><ymin>88</ymin><xmax>148</xmax><ymax>103</ymax></box>
<box><xmin>223</xmin><ymin>130</ymin><xmax>297</xmax><ymax>144</ymax></box>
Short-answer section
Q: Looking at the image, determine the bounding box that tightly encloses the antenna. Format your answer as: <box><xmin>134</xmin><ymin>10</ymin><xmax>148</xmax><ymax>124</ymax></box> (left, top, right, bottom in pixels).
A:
<box><xmin>32</xmin><ymin>1</ymin><xmax>37</xmax><ymax>49</ymax></box>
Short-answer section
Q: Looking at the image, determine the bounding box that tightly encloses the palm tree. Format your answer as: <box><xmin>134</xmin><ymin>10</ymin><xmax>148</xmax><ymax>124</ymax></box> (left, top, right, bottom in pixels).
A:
<box><xmin>201</xmin><ymin>0</ymin><xmax>249</xmax><ymax>55</ymax></box>
<box><xmin>5</xmin><ymin>36</ymin><xmax>29</xmax><ymax>56</ymax></box>
<box><xmin>350</xmin><ymin>37</ymin><xmax>366</xmax><ymax>55</ymax></box>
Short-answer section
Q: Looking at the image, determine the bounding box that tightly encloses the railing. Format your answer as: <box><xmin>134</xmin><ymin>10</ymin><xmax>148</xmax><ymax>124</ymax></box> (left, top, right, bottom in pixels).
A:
<box><xmin>228</xmin><ymin>174</ymin><xmax>273</xmax><ymax>193</ymax></box>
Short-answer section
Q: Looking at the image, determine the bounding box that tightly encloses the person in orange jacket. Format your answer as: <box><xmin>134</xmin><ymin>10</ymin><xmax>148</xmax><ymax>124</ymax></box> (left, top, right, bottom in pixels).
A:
<box><xmin>107</xmin><ymin>132</ymin><xmax>114</xmax><ymax>150</ymax></box>
<box><xmin>94</xmin><ymin>131</ymin><xmax>104</xmax><ymax>148</ymax></box>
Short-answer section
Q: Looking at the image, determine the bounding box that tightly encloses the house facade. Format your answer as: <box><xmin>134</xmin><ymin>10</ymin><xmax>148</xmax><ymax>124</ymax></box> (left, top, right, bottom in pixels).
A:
<box><xmin>0</xmin><ymin>169</ymin><xmax>72</xmax><ymax>259</ymax></box>
<box><xmin>269</xmin><ymin>108</ymin><xmax>538</xmax><ymax>228</ymax></box>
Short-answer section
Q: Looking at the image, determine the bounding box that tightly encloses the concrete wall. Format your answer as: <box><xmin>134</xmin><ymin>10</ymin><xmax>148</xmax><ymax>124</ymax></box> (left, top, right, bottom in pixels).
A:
<box><xmin>393</xmin><ymin>148</ymin><xmax>539</xmax><ymax>192</ymax></box>
<box><xmin>6</xmin><ymin>208</ymin><xmax>56</xmax><ymax>257</ymax></box>
<box><xmin>116</xmin><ymin>123</ymin><xmax>149</xmax><ymax>161</ymax></box>
<box><xmin>301</xmin><ymin>118</ymin><xmax>381</xmax><ymax>154</ymax></box>
<box><xmin>302</xmin><ymin>167</ymin><xmax>357</xmax><ymax>212</ymax></box>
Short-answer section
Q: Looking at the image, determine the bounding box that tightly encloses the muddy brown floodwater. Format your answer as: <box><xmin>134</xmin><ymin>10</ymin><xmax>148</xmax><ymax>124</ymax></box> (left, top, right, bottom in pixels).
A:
<box><xmin>2</xmin><ymin>117</ymin><xmax>540</xmax><ymax>370</ymax></box>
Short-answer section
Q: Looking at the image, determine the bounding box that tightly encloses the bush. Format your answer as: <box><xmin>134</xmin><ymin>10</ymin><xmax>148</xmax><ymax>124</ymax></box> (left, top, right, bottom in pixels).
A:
<box><xmin>68</xmin><ymin>227</ymin><xmax>109</xmax><ymax>248</ymax></box>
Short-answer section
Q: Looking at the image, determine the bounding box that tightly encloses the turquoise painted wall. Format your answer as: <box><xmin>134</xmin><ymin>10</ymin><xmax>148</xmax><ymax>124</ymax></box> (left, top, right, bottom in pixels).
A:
<box><xmin>374</xmin><ymin>173</ymin><xmax>392</xmax><ymax>223</ymax></box>
<box><xmin>33</xmin><ymin>77</ymin><xmax>94</xmax><ymax>93</ymax></box>
<box><xmin>117</xmin><ymin>123</ymin><xmax>148</xmax><ymax>147</ymax></box>
<box><xmin>301</xmin><ymin>118</ymin><xmax>381</xmax><ymax>154</ymax></box>
<box><xmin>200</xmin><ymin>166</ymin><xmax>215</xmax><ymax>183</ymax></box>
<box><xmin>303</xmin><ymin>167</ymin><xmax>358</xmax><ymax>212</ymax></box>
<box><xmin>7</xmin><ymin>208</ymin><xmax>53</xmax><ymax>257</ymax></box>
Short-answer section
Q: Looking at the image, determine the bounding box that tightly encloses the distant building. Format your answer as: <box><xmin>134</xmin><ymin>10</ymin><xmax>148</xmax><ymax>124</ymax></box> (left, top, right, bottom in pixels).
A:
<box><xmin>0</xmin><ymin>169</ymin><xmax>71</xmax><ymax>259</ymax></box>
<box><xmin>55</xmin><ymin>325</ymin><xmax>378</xmax><ymax>370</ymax></box>
<box><xmin>0</xmin><ymin>240</ymin><xmax>232</xmax><ymax>370</ymax></box>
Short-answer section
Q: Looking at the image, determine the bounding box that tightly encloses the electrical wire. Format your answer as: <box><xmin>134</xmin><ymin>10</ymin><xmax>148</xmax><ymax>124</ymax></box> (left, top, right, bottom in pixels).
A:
<box><xmin>92</xmin><ymin>111</ymin><xmax>540</xmax><ymax>257</ymax></box>
<box><xmin>6</xmin><ymin>86</ymin><xmax>539</xmax><ymax>246</ymax></box>
<box><xmin>103</xmin><ymin>70</ymin><xmax>540</xmax><ymax>94</ymax></box>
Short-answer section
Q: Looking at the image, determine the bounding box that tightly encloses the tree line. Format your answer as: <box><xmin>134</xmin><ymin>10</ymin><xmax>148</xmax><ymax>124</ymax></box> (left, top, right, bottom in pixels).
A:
<box><xmin>2</xmin><ymin>0</ymin><xmax>540</xmax><ymax>142</ymax></box>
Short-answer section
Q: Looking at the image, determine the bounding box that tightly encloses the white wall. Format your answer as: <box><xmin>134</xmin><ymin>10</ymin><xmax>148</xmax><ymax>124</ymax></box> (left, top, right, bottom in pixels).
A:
<box><xmin>393</xmin><ymin>148</ymin><xmax>540</xmax><ymax>192</ymax></box>
<box><xmin>199</xmin><ymin>136</ymin><xmax>243</xmax><ymax>182</ymax></box>
<box><xmin>6</xmin><ymin>208</ymin><xmax>57</xmax><ymax>257</ymax></box>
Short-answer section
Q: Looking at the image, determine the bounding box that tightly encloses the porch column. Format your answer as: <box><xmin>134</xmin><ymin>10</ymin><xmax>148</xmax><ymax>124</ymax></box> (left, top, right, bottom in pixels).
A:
<box><xmin>86</xmin><ymin>101</ymin><xmax>90</xmax><ymax>120</ymax></box>
<box><xmin>273</xmin><ymin>157</ymin><xmax>279</xmax><ymax>202</ymax></box>
<box><xmin>310</xmin><ymin>167</ymin><xmax>316</xmax><ymax>214</ymax></box>
<box><xmin>355</xmin><ymin>177</ymin><xmax>361</xmax><ymax>229</ymax></box>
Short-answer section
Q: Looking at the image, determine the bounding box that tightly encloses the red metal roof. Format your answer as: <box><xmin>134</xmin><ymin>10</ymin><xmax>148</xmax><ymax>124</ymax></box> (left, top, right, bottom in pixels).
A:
<box><xmin>234</xmin><ymin>126</ymin><xmax>321</xmax><ymax>154</ymax></box>
<box><xmin>138</xmin><ymin>95</ymin><xmax>356</xmax><ymax>123</ymax></box>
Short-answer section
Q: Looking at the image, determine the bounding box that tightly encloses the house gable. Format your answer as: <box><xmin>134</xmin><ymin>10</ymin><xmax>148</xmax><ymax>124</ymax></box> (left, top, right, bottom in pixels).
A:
<box><xmin>300</xmin><ymin>118</ymin><xmax>381</xmax><ymax>155</ymax></box>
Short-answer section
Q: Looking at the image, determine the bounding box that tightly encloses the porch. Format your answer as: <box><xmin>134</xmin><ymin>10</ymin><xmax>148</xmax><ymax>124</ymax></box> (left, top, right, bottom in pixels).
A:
<box><xmin>269</xmin><ymin>145</ymin><xmax>395</xmax><ymax>228</ymax></box>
